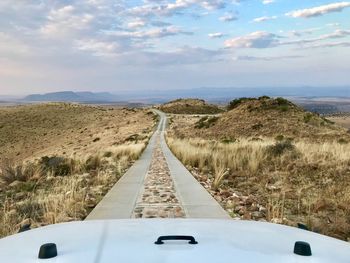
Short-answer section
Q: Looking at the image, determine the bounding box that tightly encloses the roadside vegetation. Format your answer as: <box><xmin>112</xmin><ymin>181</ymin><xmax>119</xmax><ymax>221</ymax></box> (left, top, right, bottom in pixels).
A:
<box><xmin>170</xmin><ymin>97</ymin><xmax>350</xmax><ymax>142</ymax></box>
<box><xmin>158</xmin><ymin>98</ymin><xmax>223</xmax><ymax>114</ymax></box>
<box><xmin>166</xmin><ymin>97</ymin><xmax>350</xmax><ymax>241</ymax></box>
<box><xmin>0</xmin><ymin>143</ymin><xmax>147</xmax><ymax>237</ymax></box>
<box><xmin>167</xmin><ymin>136</ymin><xmax>350</xmax><ymax>240</ymax></box>
<box><xmin>0</xmin><ymin>103</ymin><xmax>156</xmax><ymax>238</ymax></box>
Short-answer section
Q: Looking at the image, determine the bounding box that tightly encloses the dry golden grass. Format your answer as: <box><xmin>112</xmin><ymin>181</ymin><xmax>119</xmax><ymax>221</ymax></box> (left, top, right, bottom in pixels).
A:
<box><xmin>158</xmin><ymin>98</ymin><xmax>223</xmax><ymax>114</ymax></box>
<box><xmin>0</xmin><ymin>103</ymin><xmax>156</xmax><ymax>238</ymax></box>
<box><xmin>167</xmin><ymin>135</ymin><xmax>350</xmax><ymax>240</ymax></box>
<box><xmin>328</xmin><ymin>115</ymin><xmax>350</xmax><ymax>130</ymax></box>
<box><xmin>0</xmin><ymin>142</ymin><xmax>147</xmax><ymax>238</ymax></box>
<box><xmin>0</xmin><ymin>103</ymin><xmax>156</xmax><ymax>163</ymax></box>
<box><xmin>168</xmin><ymin>98</ymin><xmax>350</xmax><ymax>142</ymax></box>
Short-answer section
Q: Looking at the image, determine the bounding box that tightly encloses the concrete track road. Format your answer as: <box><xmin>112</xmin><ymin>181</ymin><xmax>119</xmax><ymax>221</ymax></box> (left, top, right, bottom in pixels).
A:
<box><xmin>86</xmin><ymin>110</ymin><xmax>229</xmax><ymax>220</ymax></box>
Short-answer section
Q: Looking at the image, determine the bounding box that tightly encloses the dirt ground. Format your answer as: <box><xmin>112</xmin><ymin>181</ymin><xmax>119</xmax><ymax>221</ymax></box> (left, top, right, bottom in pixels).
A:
<box><xmin>328</xmin><ymin>116</ymin><xmax>350</xmax><ymax>130</ymax></box>
<box><xmin>0</xmin><ymin>103</ymin><xmax>156</xmax><ymax>164</ymax></box>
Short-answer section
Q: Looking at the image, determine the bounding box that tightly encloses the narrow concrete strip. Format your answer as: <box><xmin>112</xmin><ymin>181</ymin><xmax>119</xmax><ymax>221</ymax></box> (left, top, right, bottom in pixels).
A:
<box><xmin>156</xmin><ymin>110</ymin><xmax>231</xmax><ymax>219</ymax></box>
<box><xmin>86</xmin><ymin>120</ymin><xmax>161</xmax><ymax>220</ymax></box>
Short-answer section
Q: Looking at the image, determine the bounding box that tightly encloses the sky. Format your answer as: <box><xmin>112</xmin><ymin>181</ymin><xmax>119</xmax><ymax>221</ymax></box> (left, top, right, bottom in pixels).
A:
<box><xmin>0</xmin><ymin>0</ymin><xmax>350</xmax><ymax>95</ymax></box>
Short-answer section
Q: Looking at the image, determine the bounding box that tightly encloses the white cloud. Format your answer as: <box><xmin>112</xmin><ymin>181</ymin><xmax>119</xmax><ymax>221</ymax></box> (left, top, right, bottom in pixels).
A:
<box><xmin>127</xmin><ymin>20</ymin><xmax>146</xmax><ymax>29</ymax></box>
<box><xmin>262</xmin><ymin>0</ymin><xmax>275</xmax><ymax>4</ymax></box>
<box><xmin>225</xmin><ymin>28</ymin><xmax>350</xmax><ymax>49</ymax></box>
<box><xmin>282</xmin><ymin>29</ymin><xmax>350</xmax><ymax>45</ymax></box>
<box><xmin>40</xmin><ymin>5</ymin><xmax>94</xmax><ymax>37</ymax></box>
<box><xmin>288</xmin><ymin>27</ymin><xmax>321</xmax><ymax>37</ymax></box>
<box><xmin>208</xmin><ymin>32</ymin><xmax>225</xmax><ymax>38</ymax></box>
<box><xmin>75</xmin><ymin>39</ymin><xmax>121</xmax><ymax>56</ymax></box>
<box><xmin>327</xmin><ymin>22</ymin><xmax>340</xmax><ymax>27</ymax></box>
<box><xmin>286</xmin><ymin>2</ymin><xmax>350</xmax><ymax>18</ymax></box>
<box><xmin>219</xmin><ymin>14</ymin><xmax>238</xmax><ymax>22</ymax></box>
<box><xmin>234</xmin><ymin>55</ymin><xmax>302</xmax><ymax>61</ymax></box>
<box><xmin>303</xmin><ymin>41</ymin><xmax>350</xmax><ymax>49</ymax></box>
<box><xmin>105</xmin><ymin>26</ymin><xmax>193</xmax><ymax>39</ymax></box>
<box><xmin>253</xmin><ymin>16</ymin><xmax>277</xmax><ymax>23</ymax></box>
<box><xmin>224</xmin><ymin>31</ymin><xmax>280</xmax><ymax>48</ymax></box>
<box><xmin>128</xmin><ymin>0</ymin><xmax>225</xmax><ymax>17</ymax></box>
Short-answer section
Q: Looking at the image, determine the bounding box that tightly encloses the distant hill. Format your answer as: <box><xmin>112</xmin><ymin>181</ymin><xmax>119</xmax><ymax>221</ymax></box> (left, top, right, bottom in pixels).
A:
<box><xmin>102</xmin><ymin>87</ymin><xmax>350</xmax><ymax>102</ymax></box>
<box><xmin>23</xmin><ymin>91</ymin><xmax>118</xmax><ymax>102</ymax></box>
<box><xmin>173</xmin><ymin>97</ymin><xmax>350</xmax><ymax>141</ymax></box>
<box><xmin>159</xmin><ymin>98</ymin><xmax>223</xmax><ymax>114</ymax></box>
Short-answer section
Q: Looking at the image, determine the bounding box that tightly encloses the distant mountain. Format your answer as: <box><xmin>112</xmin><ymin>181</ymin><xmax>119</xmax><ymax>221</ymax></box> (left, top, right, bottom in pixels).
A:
<box><xmin>21</xmin><ymin>87</ymin><xmax>350</xmax><ymax>104</ymax></box>
<box><xmin>23</xmin><ymin>91</ymin><xmax>118</xmax><ymax>102</ymax></box>
<box><xmin>107</xmin><ymin>87</ymin><xmax>350</xmax><ymax>103</ymax></box>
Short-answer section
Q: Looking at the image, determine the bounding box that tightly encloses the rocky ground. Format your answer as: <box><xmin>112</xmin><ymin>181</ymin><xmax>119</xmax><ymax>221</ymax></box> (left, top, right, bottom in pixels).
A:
<box><xmin>190</xmin><ymin>167</ymin><xmax>267</xmax><ymax>222</ymax></box>
<box><xmin>132</xmin><ymin>135</ymin><xmax>185</xmax><ymax>218</ymax></box>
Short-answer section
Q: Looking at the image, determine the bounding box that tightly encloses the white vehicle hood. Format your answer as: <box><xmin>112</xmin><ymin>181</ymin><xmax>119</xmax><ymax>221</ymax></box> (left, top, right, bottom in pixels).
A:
<box><xmin>0</xmin><ymin>219</ymin><xmax>349</xmax><ymax>263</ymax></box>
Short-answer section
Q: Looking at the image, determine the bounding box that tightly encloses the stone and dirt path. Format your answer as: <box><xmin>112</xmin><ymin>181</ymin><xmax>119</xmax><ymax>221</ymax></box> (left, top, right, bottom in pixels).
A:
<box><xmin>132</xmin><ymin>137</ymin><xmax>185</xmax><ymax>218</ymax></box>
<box><xmin>86</xmin><ymin>110</ymin><xmax>229</xmax><ymax>220</ymax></box>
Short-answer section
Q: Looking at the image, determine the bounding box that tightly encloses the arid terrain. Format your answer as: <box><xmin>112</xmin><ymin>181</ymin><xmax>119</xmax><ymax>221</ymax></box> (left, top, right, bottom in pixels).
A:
<box><xmin>0</xmin><ymin>103</ymin><xmax>157</xmax><ymax>237</ymax></box>
<box><xmin>166</xmin><ymin>97</ymin><xmax>350</xmax><ymax>241</ymax></box>
<box><xmin>158</xmin><ymin>98</ymin><xmax>223</xmax><ymax>114</ymax></box>
<box><xmin>327</xmin><ymin>114</ymin><xmax>350</xmax><ymax>130</ymax></box>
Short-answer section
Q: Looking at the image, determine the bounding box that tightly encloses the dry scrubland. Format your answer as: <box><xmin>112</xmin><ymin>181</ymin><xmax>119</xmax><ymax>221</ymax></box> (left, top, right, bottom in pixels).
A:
<box><xmin>0</xmin><ymin>103</ymin><xmax>157</xmax><ymax>238</ymax></box>
<box><xmin>166</xmin><ymin>97</ymin><xmax>350</xmax><ymax>241</ymax></box>
<box><xmin>328</xmin><ymin>114</ymin><xmax>350</xmax><ymax>130</ymax></box>
<box><xmin>158</xmin><ymin>98</ymin><xmax>223</xmax><ymax>114</ymax></box>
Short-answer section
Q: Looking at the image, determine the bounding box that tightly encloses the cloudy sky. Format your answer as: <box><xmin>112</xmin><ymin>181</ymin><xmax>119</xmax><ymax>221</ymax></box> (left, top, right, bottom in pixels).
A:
<box><xmin>0</xmin><ymin>0</ymin><xmax>350</xmax><ymax>95</ymax></box>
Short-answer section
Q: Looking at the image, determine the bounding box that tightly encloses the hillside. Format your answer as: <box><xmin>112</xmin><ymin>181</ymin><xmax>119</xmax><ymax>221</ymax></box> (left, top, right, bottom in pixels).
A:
<box><xmin>169</xmin><ymin>97</ymin><xmax>350</xmax><ymax>142</ymax></box>
<box><xmin>0</xmin><ymin>103</ymin><xmax>155</xmax><ymax>163</ymax></box>
<box><xmin>0</xmin><ymin>103</ymin><xmax>157</xmax><ymax>237</ymax></box>
<box><xmin>158</xmin><ymin>98</ymin><xmax>223</xmax><ymax>114</ymax></box>
<box><xmin>166</xmin><ymin>97</ymin><xmax>350</xmax><ymax>240</ymax></box>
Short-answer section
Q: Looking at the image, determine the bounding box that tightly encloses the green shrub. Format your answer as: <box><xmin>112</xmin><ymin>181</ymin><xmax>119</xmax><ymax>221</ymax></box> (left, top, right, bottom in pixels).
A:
<box><xmin>338</xmin><ymin>138</ymin><xmax>348</xmax><ymax>144</ymax></box>
<box><xmin>40</xmin><ymin>156</ymin><xmax>71</xmax><ymax>176</ymax></box>
<box><xmin>227</xmin><ymin>98</ymin><xmax>254</xmax><ymax>110</ymax></box>
<box><xmin>125</xmin><ymin>134</ymin><xmax>139</xmax><ymax>142</ymax></box>
<box><xmin>221</xmin><ymin>138</ymin><xmax>236</xmax><ymax>144</ymax></box>
<box><xmin>17</xmin><ymin>181</ymin><xmax>36</xmax><ymax>192</ymax></box>
<box><xmin>258</xmin><ymin>96</ymin><xmax>270</xmax><ymax>100</ymax></box>
<box><xmin>279</xmin><ymin>105</ymin><xmax>289</xmax><ymax>112</ymax></box>
<box><xmin>276</xmin><ymin>97</ymin><xmax>289</xmax><ymax>106</ymax></box>
<box><xmin>304</xmin><ymin>113</ymin><xmax>313</xmax><ymax>123</ymax></box>
<box><xmin>85</xmin><ymin>155</ymin><xmax>102</xmax><ymax>171</ymax></box>
<box><xmin>103</xmin><ymin>151</ymin><xmax>113</xmax><ymax>158</ymax></box>
<box><xmin>267</xmin><ymin>140</ymin><xmax>296</xmax><ymax>156</ymax></box>
<box><xmin>195</xmin><ymin>116</ymin><xmax>219</xmax><ymax>129</ymax></box>
<box><xmin>249</xmin><ymin>137</ymin><xmax>263</xmax><ymax>142</ymax></box>
<box><xmin>275</xmin><ymin>135</ymin><xmax>284</xmax><ymax>141</ymax></box>
<box><xmin>252</xmin><ymin>123</ymin><xmax>263</xmax><ymax>130</ymax></box>
<box><xmin>0</xmin><ymin>162</ymin><xmax>42</xmax><ymax>185</ymax></box>
<box><xmin>16</xmin><ymin>199</ymin><xmax>43</xmax><ymax>220</ymax></box>
<box><xmin>322</xmin><ymin>117</ymin><xmax>335</xmax><ymax>125</ymax></box>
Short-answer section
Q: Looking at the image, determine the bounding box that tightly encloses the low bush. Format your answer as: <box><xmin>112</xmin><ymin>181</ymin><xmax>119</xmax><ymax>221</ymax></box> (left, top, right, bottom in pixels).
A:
<box><xmin>276</xmin><ymin>97</ymin><xmax>289</xmax><ymax>106</ymax></box>
<box><xmin>338</xmin><ymin>138</ymin><xmax>348</xmax><ymax>144</ymax></box>
<box><xmin>40</xmin><ymin>156</ymin><xmax>71</xmax><ymax>176</ymax></box>
<box><xmin>275</xmin><ymin>135</ymin><xmax>284</xmax><ymax>141</ymax></box>
<box><xmin>304</xmin><ymin>113</ymin><xmax>313</xmax><ymax>123</ymax></box>
<box><xmin>0</xmin><ymin>162</ymin><xmax>43</xmax><ymax>185</ymax></box>
<box><xmin>259</xmin><ymin>96</ymin><xmax>271</xmax><ymax>100</ymax></box>
<box><xmin>252</xmin><ymin>123</ymin><xmax>263</xmax><ymax>130</ymax></box>
<box><xmin>227</xmin><ymin>98</ymin><xmax>254</xmax><ymax>110</ymax></box>
<box><xmin>267</xmin><ymin>140</ymin><xmax>296</xmax><ymax>156</ymax></box>
<box><xmin>195</xmin><ymin>116</ymin><xmax>219</xmax><ymax>129</ymax></box>
<box><xmin>85</xmin><ymin>155</ymin><xmax>102</xmax><ymax>171</ymax></box>
<box><xmin>221</xmin><ymin>138</ymin><xmax>236</xmax><ymax>144</ymax></box>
